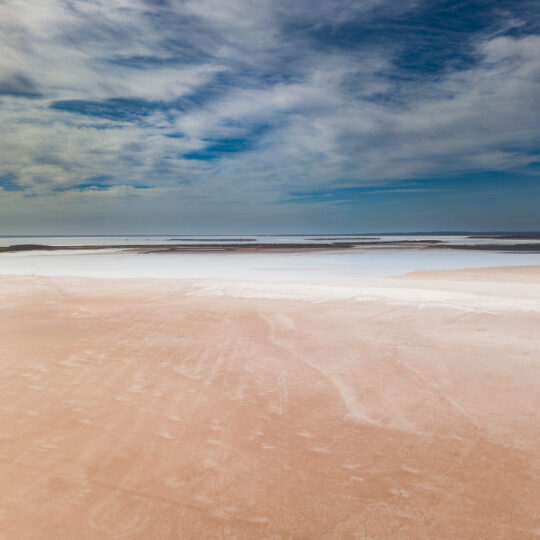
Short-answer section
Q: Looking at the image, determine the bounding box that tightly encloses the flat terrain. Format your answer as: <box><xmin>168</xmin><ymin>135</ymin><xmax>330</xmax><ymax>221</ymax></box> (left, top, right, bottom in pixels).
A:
<box><xmin>3</xmin><ymin>238</ymin><xmax>540</xmax><ymax>253</ymax></box>
<box><xmin>0</xmin><ymin>268</ymin><xmax>539</xmax><ymax>538</ymax></box>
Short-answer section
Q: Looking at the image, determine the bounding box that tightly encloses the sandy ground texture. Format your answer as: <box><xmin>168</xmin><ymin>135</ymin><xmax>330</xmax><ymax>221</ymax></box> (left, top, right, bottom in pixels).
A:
<box><xmin>1</xmin><ymin>267</ymin><xmax>540</xmax><ymax>539</ymax></box>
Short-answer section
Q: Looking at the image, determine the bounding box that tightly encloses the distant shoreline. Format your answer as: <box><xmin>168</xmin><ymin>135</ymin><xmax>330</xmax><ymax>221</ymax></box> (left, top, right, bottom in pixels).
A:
<box><xmin>3</xmin><ymin>240</ymin><xmax>540</xmax><ymax>253</ymax></box>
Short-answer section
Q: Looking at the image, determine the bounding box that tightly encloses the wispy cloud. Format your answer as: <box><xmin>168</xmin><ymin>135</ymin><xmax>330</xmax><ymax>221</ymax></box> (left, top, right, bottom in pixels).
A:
<box><xmin>0</xmin><ymin>0</ymin><xmax>539</xmax><ymax>232</ymax></box>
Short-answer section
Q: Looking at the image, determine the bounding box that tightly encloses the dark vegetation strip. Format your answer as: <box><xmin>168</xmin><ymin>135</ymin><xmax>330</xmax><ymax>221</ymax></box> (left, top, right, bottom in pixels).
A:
<box><xmin>3</xmin><ymin>240</ymin><xmax>540</xmax><ymax>253</ymax></box>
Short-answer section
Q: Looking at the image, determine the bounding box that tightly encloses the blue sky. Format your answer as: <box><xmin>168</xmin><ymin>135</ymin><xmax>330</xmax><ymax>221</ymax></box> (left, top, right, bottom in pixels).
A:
<box><xmin>0</xmin><ymin>0</ymin><xmax>539</xmax><ymax>233</ymax></box>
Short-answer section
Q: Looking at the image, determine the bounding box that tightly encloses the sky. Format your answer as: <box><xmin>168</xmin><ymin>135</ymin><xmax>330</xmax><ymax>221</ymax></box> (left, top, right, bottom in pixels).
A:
<box><xmin>0</xmin><ymin>0</ymin><xmax>539</xmax><ymax>234</ymax></box>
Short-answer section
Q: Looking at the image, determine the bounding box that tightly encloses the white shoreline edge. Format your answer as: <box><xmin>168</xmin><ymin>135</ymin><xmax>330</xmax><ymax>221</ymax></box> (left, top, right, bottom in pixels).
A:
<box><xmin>1</xmin><ymin>265</ymin><xmax>539</xmax><ymax>314</ymax></box>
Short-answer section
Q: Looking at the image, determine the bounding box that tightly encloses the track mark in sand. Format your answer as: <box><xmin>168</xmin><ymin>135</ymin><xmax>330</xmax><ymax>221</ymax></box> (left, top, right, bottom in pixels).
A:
<box><xmin>349</xmin><ymin>476</ymin><xmax>364</xmax><ymax>483</ymax></box>
<box><xmin>203</xmin><ymin>458</ymin><xmax>220</xmax><ymax>471</ymax></box>
<box><xmin>207</xmin><ymin>438</ymin><xmax>222</xmax><ymax>446</ymax></box>
<box><xmin>381</xmin><ymin>346</ymin><xmax>483</xmax><ymax>490</ymax></box>
<box><xmin>69</xmin><ymin>308</ymin><xmax>93</xmax><ymax>318</ymax></box>
<box><xmin>390</xmin><ymin>488</ymin><xmax>410</xmax><ymax>497</ymax></box>
<box><xmin>173</xmin><ymin>361</ymin><xmax>203</xmax><ymax>381</ymax></box>
<box><xmin>128</xmin><ymin>382</ymin><xmax>144</xmax><ymax>393</ymax></box>
<box><xmin>166</xmin><ymin>379</ymin><xmax>185</xmax><ymax>424</ymax></box>
<box><xmin>164</xmin><ymin>477</ymin><xmax>181</xmax><ymax>488</ymax></box>
<box><xmin>259</xmin><ymin>311</ymin><xmax>374</xmax><ymax>424</ymax></box>
<box><xmin>87</xmin><ymin>495</ymin><xmax>151</xmax><ymax>538</ymax></box>
<box><xmin>8</xmin><ymin>472</ymin><xmax>85</xmax><ymax>514</ymax></box>
<box><xmin>273</xmin><ymin>312</ymin><xmax>296</xmax><ymax>331</ymax></box>
<box><xmin>268</xmin><ymin>404</ymin><xmax>284</xmax><ymax>415</ymax></box>
<box><xmin>384</xmin><ymin>347</ymin><xmax>481</xmax><ymax>433</ymax></box>
<box><xmin>310</xmin><ymin>446</ymin><xmax>331</xmax><ymax>454</ymax></box>
<box><xmin>194</xmin><ymin>494</ymin><xmax>213</xmax><ymax>505</ymax></box>
<box><xmin>171</xmin><ymin>331</ymin><xmax>230</xmax><ymax>383</ymax></box>
<box><xmin>172</xmin><ymin>301</ymin><xmax>242</xmax><ymax>506</ymax></box>
<box><xmin>247</xmin><ymin>516</ymin><xmax>269</xmax><ymax>524</ymax></box>
<box><xmin>212</xmin><ymin>506</ymin><xmax>239</xmax><ymax>520</ymax></box>
<box><xmin>229</xmin><ymin>371</ymin><xmax>247</xmax><ymax>402</ymax></box>
<box><xmin>401</xmin><ymin>465</ymin><xmax>420</xmax><ymax>474</ymax></box>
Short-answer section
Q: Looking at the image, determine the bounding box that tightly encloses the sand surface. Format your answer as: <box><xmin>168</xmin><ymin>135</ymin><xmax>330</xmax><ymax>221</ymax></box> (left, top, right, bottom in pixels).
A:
<box><xmin>1</xmin><ymin>267</ymin><xmax>540</xmax><ymax>538</ymax></box>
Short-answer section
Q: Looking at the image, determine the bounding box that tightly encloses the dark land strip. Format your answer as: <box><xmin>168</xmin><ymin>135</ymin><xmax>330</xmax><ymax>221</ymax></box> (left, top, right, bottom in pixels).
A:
<box><xmin>2</xmin><ymin>240</ymin><xmax>540</xmax><ymax>253</ymax></box>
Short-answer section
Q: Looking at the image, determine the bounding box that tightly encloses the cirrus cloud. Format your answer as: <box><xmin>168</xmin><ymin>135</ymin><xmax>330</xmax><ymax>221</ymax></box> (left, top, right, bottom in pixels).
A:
<box><xmin>0</xmin><ymin>0</ymin><xmax>539</xmax><ymax>232</ymax></box>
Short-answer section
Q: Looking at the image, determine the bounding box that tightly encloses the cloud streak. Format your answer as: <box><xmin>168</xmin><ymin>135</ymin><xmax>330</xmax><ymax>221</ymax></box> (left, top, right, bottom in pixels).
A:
<box><xmin>0</xmin><ymin>0</ymin><xmax>539</xmax><ymax>232</ymax></box>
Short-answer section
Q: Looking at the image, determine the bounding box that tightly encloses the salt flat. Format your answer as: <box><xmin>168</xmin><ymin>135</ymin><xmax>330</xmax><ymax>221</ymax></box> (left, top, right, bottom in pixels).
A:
<box><xmin>0</xmin><ymin>266</ymin><xmax>539</xmax><ymax>538</ymax></box>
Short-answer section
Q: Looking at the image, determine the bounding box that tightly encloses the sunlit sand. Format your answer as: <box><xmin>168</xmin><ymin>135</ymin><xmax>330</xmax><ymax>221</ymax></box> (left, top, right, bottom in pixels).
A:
<box><xmin>1</xmin><ymin>264</ymin><xmax>539</xmax><ymax>538</ymax></box>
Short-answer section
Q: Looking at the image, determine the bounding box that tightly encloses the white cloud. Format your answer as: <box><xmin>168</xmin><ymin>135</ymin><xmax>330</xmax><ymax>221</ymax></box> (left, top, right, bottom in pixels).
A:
<box><xmin>0</xmin><ymin>0</ymin><xmax>539</xmax><ymax>232</ymax></box>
